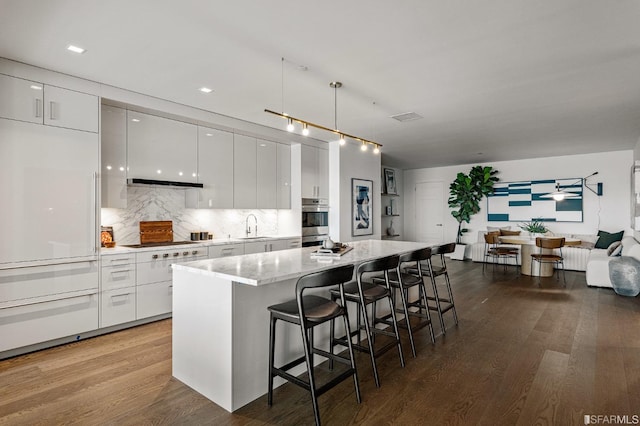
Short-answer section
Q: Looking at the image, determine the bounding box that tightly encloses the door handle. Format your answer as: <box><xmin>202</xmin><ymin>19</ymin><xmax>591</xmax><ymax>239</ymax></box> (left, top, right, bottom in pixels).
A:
<box><xmin>436</xmin><ymin>224</ymin><xmax>443</xmax><ymax>226</ymax></box>
<box><xmin>35</xmin><ymin>98</ymin><xmax>42</xmax><ymax>118</ymax></box>
<box><xmin>49</xmin><ymin>101</ymin><xmax>57</xmax><ymax>120</ymax></box>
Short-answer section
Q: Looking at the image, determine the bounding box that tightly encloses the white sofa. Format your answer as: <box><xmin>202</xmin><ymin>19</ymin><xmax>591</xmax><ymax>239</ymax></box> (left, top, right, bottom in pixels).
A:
<box><xmin>470</xmin><ymin>230</ymin><xmax>593</xmax><ymax>272</ymax></box>
<box><xmin>586</xmin><ymin>236</ymin><xmax>640</xmax><ymax>288</ymax></box>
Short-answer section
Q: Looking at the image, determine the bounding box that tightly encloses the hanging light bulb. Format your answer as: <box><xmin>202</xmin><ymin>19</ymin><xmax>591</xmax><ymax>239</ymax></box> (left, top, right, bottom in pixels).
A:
<box><xmin>302</xmin><ymin>123</ymin><xmax>309</xmax><ymax>136</ymax></box>
<box><xmin>373</xmin><ymin>144</ymin><xmax>380</xmax><ymax>154</ymax></box>
<box><xmin>286</xmin><ymin>118</ymin><xmax>294</xmax><ymax>132</ymax></box>
<box><xmin>361</xmin><ymin>141</ymin><xmax>367</xmax><ymax>151</ymax></box>
<box><xmin>339</xmin><ymin>134</ymin><xmax>346</xmax><ymax>145</ymax></box>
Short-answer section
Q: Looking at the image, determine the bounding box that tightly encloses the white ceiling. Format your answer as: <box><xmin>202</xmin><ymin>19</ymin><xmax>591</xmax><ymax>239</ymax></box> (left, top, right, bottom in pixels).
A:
<box><xmin>2</xmin><ymin>0</ymin><xmax>640</xmax><ymax>169</ymax></box>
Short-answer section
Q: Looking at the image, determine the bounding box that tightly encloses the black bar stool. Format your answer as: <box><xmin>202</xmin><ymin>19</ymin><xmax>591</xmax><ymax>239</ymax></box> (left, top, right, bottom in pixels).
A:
<box><xmin>329</xmin><ymin>255</ymin><xmax>405</xmax><ymax>388</ymax></box>
<box><xmin>406</xmin><ymin>243</ymin><xmax>459</xmax><ymax>335</ymax></box>
<box><xmin>372</xmin><ymin>247</ymin><xmax>436</xmax><ymax>357</ymax></box>
<box><xmin>267</xmin><ymin>264</ymin><xmax>360</xmax><ymax>426</ymax></box>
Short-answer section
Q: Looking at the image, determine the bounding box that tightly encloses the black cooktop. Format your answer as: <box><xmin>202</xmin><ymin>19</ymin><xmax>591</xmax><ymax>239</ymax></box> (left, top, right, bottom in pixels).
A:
<box><xmin>120</xmin><ymin>241</ymin><xmax>198</xmax><ymax>248</ymax></box>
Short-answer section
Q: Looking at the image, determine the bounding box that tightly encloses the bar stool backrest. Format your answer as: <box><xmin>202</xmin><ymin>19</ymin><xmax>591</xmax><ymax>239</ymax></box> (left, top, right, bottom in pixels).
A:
<box><xmin>296</xmin><ymin>264</ymin><xmax>355</xmax><ymax>294</ymax></box>
<box><xmin>356</xmin><ymin>254</ymin><xmax>400</xmax><ymax>274</ymax></box>
<box><xmin>535</xmin><ymin>237</ymin><xmax>565</xmax><ymax>249</ymax></box>
<box><xmin>435</xmin><ymin>242</ymin><xmax>456</xmax><ymax>255</ymax></box>
<box><xmin>399</xmin><ymin>247</ymin><xmax>432</xmax><ymax>264</ymax></box>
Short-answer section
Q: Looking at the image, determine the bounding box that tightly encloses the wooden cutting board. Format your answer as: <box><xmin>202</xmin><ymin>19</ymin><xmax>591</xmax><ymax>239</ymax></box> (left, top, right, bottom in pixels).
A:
<box><xmin>140</xmin><ymin>221</ymin><xmax>173</xmax><ymax>244</ymax></box>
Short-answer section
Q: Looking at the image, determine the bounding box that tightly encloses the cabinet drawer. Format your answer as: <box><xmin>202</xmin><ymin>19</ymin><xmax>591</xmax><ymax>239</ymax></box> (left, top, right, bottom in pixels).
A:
<box><xmin>209</xmin><ymin>243</ymin><xmax>245</xmax><ymax>258</ymax></box>
<box><xmin>102</xmin><ymin>253</ymin><xmax>135</xmax><ymax>267</ymax></box>
<box><xmin>137</xmin><ymin>281</ymin><xmax>172</xmax><ymax>319</ymax></box>
<box><xmin>0</xmin><ymin>261</ymin><xmax>98</xmax><ymax>303</ymax></box>
<box><xmin>101</xmin><ymin>265</ymin><xmax>135</xmax><ymax>291</ymax></box>
<box><xmin>0</xmin><ymin>292</ymin><xmax>98</xmax><ymax>352</ymax></box>
<box><xmin>101</xmin><ymin>286</ymin><xmax>136</xmax><ymax>328</ymax></box>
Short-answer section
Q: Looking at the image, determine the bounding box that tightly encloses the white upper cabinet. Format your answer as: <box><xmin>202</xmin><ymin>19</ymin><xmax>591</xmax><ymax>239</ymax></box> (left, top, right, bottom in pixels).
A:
<box><xmin>195</xmin><ymin>126</ymin><xmax>234</xmax><ymax>208</ymax></box>
<box><xmin>127</xmin><ymin>111</ymin><xmax>198</xmax><ymax>182</ymax></box>
<box><xmin>301</xmin><ymin>145</ymin><xmax>329</xmax><ymax>199</ymax></box>
<box><xmin>233</xmin><ymin>134</ymin><xmax>257</xmax><ymax>209</ymax></box>
<box><xmin>44</xmin><ymin>85</ymin><xmax>99</xmax><ymax>133</ymax></box>
<box><xmin>0</xmin><ymin>73</ymin><xmax>43</xmax><ymax>124</ymax></box>
<box><xmin>0</xmin><ymin>74</ymin><xmax>98</xmax><ymax>133</ymax></box>
<box><xmin>101</xmin><ymin>105</ymin><xmax>127</xmax><ymax>208</ymax></box>
<box><xmin>257</xmin><ymin>139</ymin><xmax>277</xmax><ymax>209</ymax></box>
<box><xmin>277</xmin><ymin>143</ymin><xmax>291</xmax><ymax>209</ymax></box>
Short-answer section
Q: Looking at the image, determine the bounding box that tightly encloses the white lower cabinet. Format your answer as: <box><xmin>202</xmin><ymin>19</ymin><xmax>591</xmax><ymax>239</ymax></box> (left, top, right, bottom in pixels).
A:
<box><xmin>0</xmin><ymin>261</ymin><xmax>99</xmax><ymax>353</ymax></box>
<box><xmin>136</xmin><ymin>281</ymin><xmax>173</xmax><ymax>319</ymax></box>
<box><xmin>101</xmin><ymin>286</ymin><xmax>136</xmax><ymax>327</ymax></box>
<box><xmin>134</xmin><ymin>247</ymin><xmax>206</xmax><ymax>320</ymax></box>
<box><xmin>209</xmin><ymin>243</ymin><xmax>245</xmax><ymax>258</ymax></box>
<box><xmin>244</xmin><ymin>238</ymin><xmax>302</xmax><ymax>254</ymax></box>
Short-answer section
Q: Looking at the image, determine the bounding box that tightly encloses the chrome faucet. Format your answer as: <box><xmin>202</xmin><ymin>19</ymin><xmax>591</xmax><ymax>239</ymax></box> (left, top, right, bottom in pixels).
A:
<box><xmin>245</xmin><ymin>213</ymin><xmax>258</xmax><ymax>237</ymax></box>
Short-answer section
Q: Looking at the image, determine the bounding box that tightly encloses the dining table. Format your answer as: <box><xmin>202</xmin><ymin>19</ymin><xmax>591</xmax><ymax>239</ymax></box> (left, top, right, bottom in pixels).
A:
<box><xmin>498</xmin><ymin>235</ymin><xmax>581</xmax><ymax>277</ymax></box>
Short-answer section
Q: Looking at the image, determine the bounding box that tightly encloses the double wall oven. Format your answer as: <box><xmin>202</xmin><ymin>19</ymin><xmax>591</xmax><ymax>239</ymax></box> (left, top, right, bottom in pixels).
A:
<box><xmin>301</xmin><ymin>198</ymin><xmax>329</xmax><ymax>247</ymax></box>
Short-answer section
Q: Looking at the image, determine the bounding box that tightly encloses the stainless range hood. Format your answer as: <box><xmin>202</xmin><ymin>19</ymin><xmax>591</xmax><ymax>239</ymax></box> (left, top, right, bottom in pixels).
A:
<box><xmin>127</xmin><ymin>178</ymin><xmax>203</xmax><ymax>189</ymax></box>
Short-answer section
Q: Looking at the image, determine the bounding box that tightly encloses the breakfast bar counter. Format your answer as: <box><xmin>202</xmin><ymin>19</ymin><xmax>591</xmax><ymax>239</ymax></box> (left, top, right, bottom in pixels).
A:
<box><xmin>171</xmin><ymin>239</ymin><xmax>430</xmax><ymax>412</ymax></box>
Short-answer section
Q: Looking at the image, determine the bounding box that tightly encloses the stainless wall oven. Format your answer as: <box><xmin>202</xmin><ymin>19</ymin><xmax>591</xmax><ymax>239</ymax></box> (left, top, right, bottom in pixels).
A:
<box><xmin>301</xmin><ymin>198</ymin><xmax>329</xmax><ymax>247</ymax></box>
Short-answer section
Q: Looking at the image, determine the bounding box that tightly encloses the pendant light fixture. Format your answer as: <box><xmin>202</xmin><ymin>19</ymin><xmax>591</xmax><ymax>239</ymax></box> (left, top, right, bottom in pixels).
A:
<box><xmin>265</xmin><ymin>69</ymin><xmax>382</xmax><ymax>152</ymax></box>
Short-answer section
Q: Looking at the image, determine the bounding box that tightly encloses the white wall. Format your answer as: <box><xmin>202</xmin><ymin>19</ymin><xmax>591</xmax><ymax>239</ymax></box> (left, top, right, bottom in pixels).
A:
<box><xmin>330</xmin><ymin>141</ymin><xmax>382</xmax><ymax>242</ymax></box>
<box><xmin>404</xmin><ymin>150</ymin><xmax>633</xmax><ymax>244</ymax></box>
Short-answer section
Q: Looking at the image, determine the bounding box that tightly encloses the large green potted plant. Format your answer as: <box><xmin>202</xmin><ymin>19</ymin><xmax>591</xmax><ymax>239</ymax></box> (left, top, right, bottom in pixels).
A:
<box><xmin>448</xmin><ymin>166</ymin><xmax>499</xmax><ymax>252</ymax></box>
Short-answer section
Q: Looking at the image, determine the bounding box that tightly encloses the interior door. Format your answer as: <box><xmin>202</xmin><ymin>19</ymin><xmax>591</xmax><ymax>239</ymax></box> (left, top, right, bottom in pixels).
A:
<box><xmin>415</xmin><ymin>181</ymin><xmax>445</xmax><ymax>245</ymax></box>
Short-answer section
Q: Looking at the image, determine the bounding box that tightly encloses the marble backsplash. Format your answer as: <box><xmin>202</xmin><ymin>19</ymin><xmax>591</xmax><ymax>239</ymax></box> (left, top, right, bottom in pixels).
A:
<box><xmin>101</xmin><ymin>186</ymin><xmax>281</xmax><ymax>245</ymax></box>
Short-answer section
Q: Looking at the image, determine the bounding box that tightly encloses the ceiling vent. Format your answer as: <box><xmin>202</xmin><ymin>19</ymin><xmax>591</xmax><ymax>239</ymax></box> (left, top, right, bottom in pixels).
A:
<box><xmin>390</xmin><ymin>112</ymin><xmax>423</xmax><ymax>122</ymax></box>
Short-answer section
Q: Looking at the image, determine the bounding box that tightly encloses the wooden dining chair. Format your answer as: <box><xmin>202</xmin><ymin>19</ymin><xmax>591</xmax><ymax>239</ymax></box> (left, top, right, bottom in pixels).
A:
<box><xmin>483</xmin><ymin>232</ymin><xmax>519</xmax><ymax>273</ymax></box>
<box><xmin>530</xmin><ymin>237</ymin><xmax>566</xmax><ymax>285</ymax></box>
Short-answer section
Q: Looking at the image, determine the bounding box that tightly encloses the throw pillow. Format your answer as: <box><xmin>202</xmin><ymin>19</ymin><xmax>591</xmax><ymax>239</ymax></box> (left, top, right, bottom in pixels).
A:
<box><xmin>500</xmin><ymin>229</ymin><xmax>521</xmax><ymax>236</ymax></box>
<box><xmin>607</xmin><ymin>241</ymin><xmax>622</xmax><ymax>257</ymax></box>
<box><xmin>595</xmin><ymin>230</ymin><xmax>624</xmax><ymax>249</ymax></box>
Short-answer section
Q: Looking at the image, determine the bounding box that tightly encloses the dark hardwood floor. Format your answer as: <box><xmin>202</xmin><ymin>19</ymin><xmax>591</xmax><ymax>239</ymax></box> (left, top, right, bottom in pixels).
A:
<box><xmin>1</xmin><ymin>260</ymin><xmax>639</xmax><ymax>425</ymax></box>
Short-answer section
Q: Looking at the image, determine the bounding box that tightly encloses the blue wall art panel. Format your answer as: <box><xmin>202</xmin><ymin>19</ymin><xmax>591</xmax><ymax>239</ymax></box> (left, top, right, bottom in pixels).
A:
<box><xmin>487</xmin><ymin>178</ymin><xmax>583</xmax><ymax>222</ymax></box>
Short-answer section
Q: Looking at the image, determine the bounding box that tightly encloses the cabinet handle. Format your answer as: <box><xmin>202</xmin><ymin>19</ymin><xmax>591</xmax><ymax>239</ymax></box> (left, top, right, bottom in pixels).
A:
<box><xmin>192</xmin><ymin>250</ymin><xmax>198</xmax><ymax>255</ymax></box>
<box><xmin>110</xmin><ymin>292</ymin><xmax>132</xmax><ymax>299</ymax></box>
<box><xmin>183</xmin><ymin>251</ymin><xmax>189</xmax><ymax>256</ymax></box>
<box><xmin>152</xmin><ymin>254</ymin><xmax>159</xmax><ymax>259</ymax></box>
<box><xmin>173</xmin><ymin>252</ymin><xmax>179</xmax><ymax>257</ymax></box>
<box><xmin>110</xmin><ymin>269</ymin><xmax>131</xmax><ymax>274</ymax></box>
<box><xmin>35</xmin><ymin>98</ymin><xmax>42</xmax><ymax>118</ymax></box>
<box><xmin>162</xmin><ymin>253</ymin><xmax>169</xmax><ymax>258</ymax></box>
<box><xmin>49</xmin><ymin>101</ymin><xmax>57</xmax><ymax>120</ymax></box>
<box><xmin>110</xmin><ymin>258</ymin><xmax>131</xmax><ymax>263</ymax></box>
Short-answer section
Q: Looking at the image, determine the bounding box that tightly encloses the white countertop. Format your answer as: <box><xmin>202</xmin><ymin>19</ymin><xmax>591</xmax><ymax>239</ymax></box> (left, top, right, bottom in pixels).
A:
<box><xmin>172</xmin><ymin>239</ymin><xmax>431</xmax><ymax>286</ymax></box>
<box><xmin>100</xmin><ymin>235</ymin><xmax>300</xmax><ymax>255</ymax></box>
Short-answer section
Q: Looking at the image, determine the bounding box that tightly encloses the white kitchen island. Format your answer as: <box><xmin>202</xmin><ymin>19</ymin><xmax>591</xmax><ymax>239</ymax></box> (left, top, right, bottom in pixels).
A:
<box><xmin>171</xmin><ymin>239</ymin><xmax>431</xmax><ymax>412</ymax></box>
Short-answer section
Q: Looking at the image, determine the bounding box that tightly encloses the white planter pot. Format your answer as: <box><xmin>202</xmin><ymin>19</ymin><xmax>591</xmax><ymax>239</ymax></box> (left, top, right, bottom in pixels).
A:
<box><xmin>449</xmin><ymin>243</ymin><xmax>467</xmax><ymax>260</ymax></box>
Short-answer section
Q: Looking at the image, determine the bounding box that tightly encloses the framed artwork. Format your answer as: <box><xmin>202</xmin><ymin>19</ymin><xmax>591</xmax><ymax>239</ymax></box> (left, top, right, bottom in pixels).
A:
<box><xmin>384</xmin><ymin>168</ymin><xmax>397</xmax><ymax>195</ymax></box>
<box><xmin>352</xmin><ymin>178</ymin><xmax>373</xmax><ymax>236</ymax></box>
<box><xmin>487</xmin><ymin>178</ymin><xmax>583</xmax><ymax>222</ymax></box>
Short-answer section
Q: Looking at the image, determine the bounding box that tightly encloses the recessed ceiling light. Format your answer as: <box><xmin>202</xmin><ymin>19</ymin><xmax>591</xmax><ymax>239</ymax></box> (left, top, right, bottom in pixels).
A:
<box><xmin>30</xmin><ymin>85</ymin><xmax>42</xmax><ymax>90</ymax></box>
<box><xmin>66</xmin><ymin>44</ymin><xmax>86</xmax><ymax>54</ymax></box>
<box><xmin>131</xmin><ymin>118</ymin><xmax>140</xmax><ymax>122</ymax></box>
<box><xmin>205</xmin><ymin>133</ymin><xmax>213</xmax><ymax>137</ymax></box>
<box><xmin>199</xmin><ymin>87</ymin><xmax>213</xmax><ymax>93</ymax></box>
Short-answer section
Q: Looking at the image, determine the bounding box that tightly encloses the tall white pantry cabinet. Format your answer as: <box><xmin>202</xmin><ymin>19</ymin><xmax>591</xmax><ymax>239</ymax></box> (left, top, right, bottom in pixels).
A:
<box><xmin>0</xmin><ymin>72</ymin><xmax>100</xmax><ymax>356</ymax></box>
